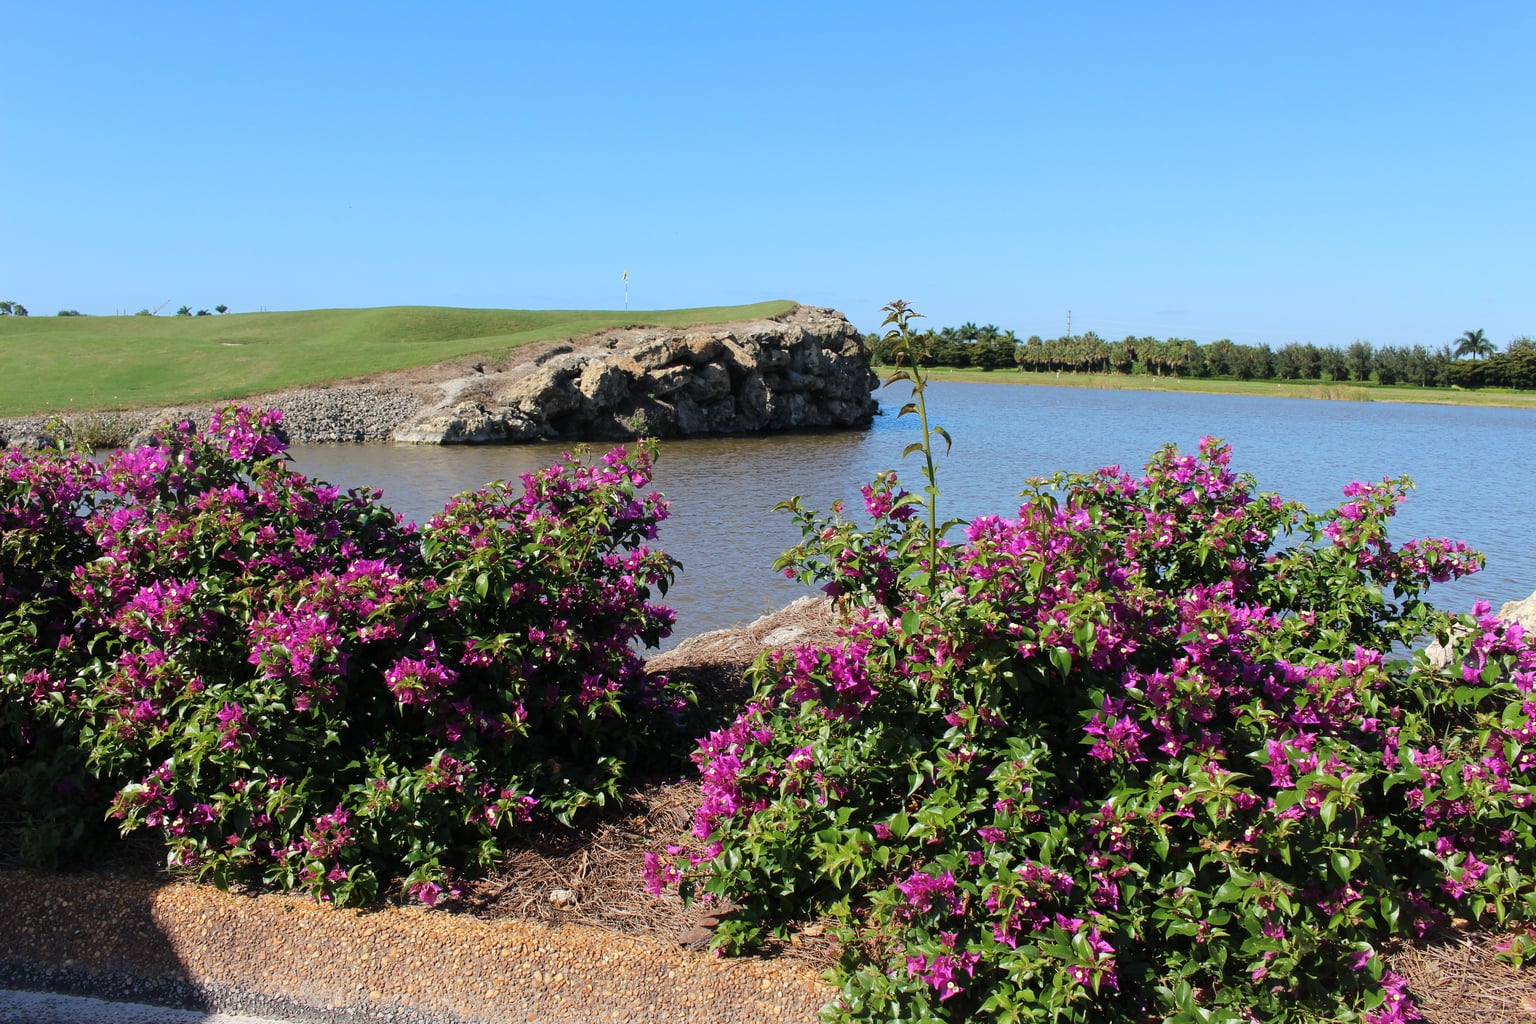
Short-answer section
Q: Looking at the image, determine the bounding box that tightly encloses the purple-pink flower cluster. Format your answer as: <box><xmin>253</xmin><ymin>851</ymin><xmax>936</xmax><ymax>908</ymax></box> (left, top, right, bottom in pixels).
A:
<box><xmin>1</xmin><ymin>409</ymin><xmax>683</xmax><ymax>906</ymax></box>
<box><xmin>653</xmin><ymin>435</ymin><xmax>1531</xmax><ymax>1021</ymax></box>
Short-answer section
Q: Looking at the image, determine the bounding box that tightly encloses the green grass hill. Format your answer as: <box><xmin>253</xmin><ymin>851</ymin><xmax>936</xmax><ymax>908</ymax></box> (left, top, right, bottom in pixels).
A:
<box><xmin>0</xmin><ymin>301</ymin><xmax>797</xmax><ymax>418</ymax></box>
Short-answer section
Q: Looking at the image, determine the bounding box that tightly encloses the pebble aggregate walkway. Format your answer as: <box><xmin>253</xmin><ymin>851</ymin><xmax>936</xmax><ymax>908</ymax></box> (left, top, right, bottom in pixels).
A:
<box><xmin>0</xmin><ymin>870</ymin><xmax>831</xmax><ymax>1024</ymax></box>
<box><xmin>0</xmin><ymin>989</ymin><xmax>295</xmax><ymax>1024</ymax></box>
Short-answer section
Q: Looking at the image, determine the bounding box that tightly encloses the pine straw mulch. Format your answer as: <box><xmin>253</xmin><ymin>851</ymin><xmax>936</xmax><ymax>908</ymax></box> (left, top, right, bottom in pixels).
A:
<box><xmin>6</xmin><ymin>594</ymin><xmax>1536</xmax><ymax>1018</ymax></box>
<box><xmin>1393</xmin><ymin>928</ymin><xmax>1536</xmax><ymax>1024</ymax></box>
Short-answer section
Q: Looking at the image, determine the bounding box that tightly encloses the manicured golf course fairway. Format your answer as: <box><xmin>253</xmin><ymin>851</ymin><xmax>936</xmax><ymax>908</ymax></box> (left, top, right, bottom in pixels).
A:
<box><xmin>0</xmin><ymin>301</ymin><xmax>796</xmax><ymax>418</ymax></box>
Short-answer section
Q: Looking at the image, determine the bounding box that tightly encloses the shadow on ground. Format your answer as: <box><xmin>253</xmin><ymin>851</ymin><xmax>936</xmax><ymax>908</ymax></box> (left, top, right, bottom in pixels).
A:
<box><xmin>0</xmin><ymin>600</ymin><xmax>843</xmax><ymax>1024</ymax></box>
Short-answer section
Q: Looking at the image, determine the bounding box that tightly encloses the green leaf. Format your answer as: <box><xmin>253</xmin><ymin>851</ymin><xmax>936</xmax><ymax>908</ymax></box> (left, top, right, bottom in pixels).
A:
<box><xmin>1049</xmin><ymin>646</ymin><xmax>1073</xmax><ymax>680</ymax></box>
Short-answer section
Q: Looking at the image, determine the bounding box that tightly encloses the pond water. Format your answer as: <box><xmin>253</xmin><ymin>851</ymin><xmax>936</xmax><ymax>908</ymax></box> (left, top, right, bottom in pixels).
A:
<box><xmin>287</xmin><ymin>382</ymin><xmax>1536</xmax><ymax>646</ymax></box>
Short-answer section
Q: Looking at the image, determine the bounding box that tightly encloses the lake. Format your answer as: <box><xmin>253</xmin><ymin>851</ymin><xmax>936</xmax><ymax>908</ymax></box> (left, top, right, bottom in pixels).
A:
<box><xmin>286</xmin><ymin>382</ymin><xmax>1536</xmax><ymax>646</ymax></box>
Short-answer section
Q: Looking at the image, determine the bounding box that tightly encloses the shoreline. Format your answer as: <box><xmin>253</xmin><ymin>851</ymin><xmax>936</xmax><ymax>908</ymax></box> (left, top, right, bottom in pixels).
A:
<box><xmin>876</xmin><ymin>365</ymin><xmax>1536</xmax><ymax>411</ymax></box>
<box><xmin>8</xmin><ymin>369</ymin><xmax>1529</xmax><ymax>453</ymax></box>
<box><xmin>6</xmin><ymin>350</ymin><xmax>1529</xmax><ymax>454</ymax></box>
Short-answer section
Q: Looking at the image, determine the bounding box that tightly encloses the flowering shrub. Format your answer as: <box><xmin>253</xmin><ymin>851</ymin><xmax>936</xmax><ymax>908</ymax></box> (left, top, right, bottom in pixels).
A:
<box><xmin>650</xmin><ymin>304</ymin><xmax>1535</xmax><ymax>1023</ymax></box>
<box><xmin>1</xmin><ymin>407</ymin><xmax>681</xmax><ymax>904</ymax></box>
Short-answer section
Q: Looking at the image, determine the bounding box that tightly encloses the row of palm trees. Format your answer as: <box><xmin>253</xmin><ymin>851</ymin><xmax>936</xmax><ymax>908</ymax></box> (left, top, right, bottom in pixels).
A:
<box><xmin>1453</xmin><ymin>328</ymin><xmax>1496</xmax><ymax>361</ymax></box>
<box><xmin>866</xmin><ymin>325</ymin><xmax>1532</xmax><ymax>390</ymax></box>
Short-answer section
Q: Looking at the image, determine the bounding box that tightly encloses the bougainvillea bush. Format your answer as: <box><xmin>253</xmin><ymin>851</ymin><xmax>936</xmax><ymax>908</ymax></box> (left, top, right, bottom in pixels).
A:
<box><xmin>649</xmin><ymin>305</ymin><xmax>1536</xmax><ymax>1023</ymax></box>
<box><xmin>0</xmin><ymin>408</ymin><xmax>681</xmax><ymax>905</ymax></box>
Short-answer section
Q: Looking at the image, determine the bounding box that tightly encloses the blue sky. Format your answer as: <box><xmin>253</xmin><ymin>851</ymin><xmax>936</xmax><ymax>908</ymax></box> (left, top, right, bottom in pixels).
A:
<box><xmin>4</xmin><ymin>2</ymin><xmax>1532</xmax><ymax>346</ymax></box>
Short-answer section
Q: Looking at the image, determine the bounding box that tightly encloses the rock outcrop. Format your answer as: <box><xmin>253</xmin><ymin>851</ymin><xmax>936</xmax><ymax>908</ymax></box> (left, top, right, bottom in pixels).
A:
<box><xmin>0</xmin><ymin>306</ymin><xmax>877</xmax><ymax>449</ymax></box>
<box><xmin>1497</xmin><ymin>590</ymin><xmax>1536</xmax><ymax>632</ymax></box>
<box><xmin>1424</xmin><ymin>589</ymin><xmax>1536</xmax><ymax>668</ymax></box>
<box><xmin>391</xmin><ymin>305</ymin><xmax>878</xmax><ymax>444</ymax></box>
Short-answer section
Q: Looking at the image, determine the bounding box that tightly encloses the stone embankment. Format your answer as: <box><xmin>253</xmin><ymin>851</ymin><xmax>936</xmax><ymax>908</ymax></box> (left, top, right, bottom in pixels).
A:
<box><xmin>0</xmin><ymin>305</ymin><xmax>878</xmax><ymax>448</ymax></box>
<box><xmin>392</xmin><ymin>304</ymin><xmax>876</xmax><ymax>444</ymax></box>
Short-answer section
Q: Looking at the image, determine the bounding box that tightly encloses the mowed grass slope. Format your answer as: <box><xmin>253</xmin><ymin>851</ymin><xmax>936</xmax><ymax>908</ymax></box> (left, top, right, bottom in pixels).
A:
<box><xmin>0</xmin><ymin>301</ymin><xmax>797</xmax><ymax>417</ymax></box>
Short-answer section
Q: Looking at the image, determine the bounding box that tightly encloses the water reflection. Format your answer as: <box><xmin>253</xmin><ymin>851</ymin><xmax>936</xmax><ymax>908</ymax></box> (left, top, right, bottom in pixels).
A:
<box><xmin>287</xmin><ymin>382</ymin><xmax>1536</xmax><ymax>645</ymax></box>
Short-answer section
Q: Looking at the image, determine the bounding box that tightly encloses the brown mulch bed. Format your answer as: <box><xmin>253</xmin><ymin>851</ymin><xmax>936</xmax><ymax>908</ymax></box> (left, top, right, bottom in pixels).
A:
<box><xmin>449</xmin><ymin>595</ymin><xmax>844</xmax><ymax>967</ymax></box>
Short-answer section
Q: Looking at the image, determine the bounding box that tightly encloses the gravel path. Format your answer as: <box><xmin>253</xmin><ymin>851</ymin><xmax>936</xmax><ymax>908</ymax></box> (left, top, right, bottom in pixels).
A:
<box><xmin>0</xmin><ymin>603</ymin><xmax>843</xmax><ymax>1024</ymax></box>
<box><xmin>0</xmin><ymin>870</ymin><xmax>831</xmax><ymax>1024</ymax></box>
<box><xmin>0</xmin><ymin>989</ymin><xmax>296</xmax><ymax>1024</ymax></box>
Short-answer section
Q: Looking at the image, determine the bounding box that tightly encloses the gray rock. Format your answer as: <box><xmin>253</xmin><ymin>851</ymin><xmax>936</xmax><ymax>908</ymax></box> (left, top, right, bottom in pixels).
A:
<box><xmin>1425</xmin><ymin>589</ymin><xmax>1536</xmax><ymax>668</ymax></box>
<box><xmin>733</xmin><ymin>374</ymin><xmax>771</xmax><ymax>431</ymax></box>
<box><xmin>501</xmin><ymin>363</ymin><xmax>589</xmax><ymax>421</ymax></box>
<box><xmin>392</xmin><ymin>402</ymin><xmax>542</xmax><ymax>445</ymax></box>
<box><xmin>577</xmin><ymin>361</ymin><xmax>634</xmax><ymax>411</ymax></box>
<box><xmin>683</xmin><ymin>362</ymin><xmax>731</xmax><ymax>402</ymax></box>
<box><xmin>1498</xmin><ymin>590</ymin><xmax>1536</xmax><ymax>632</ymax></box>
<box><xmin>676</xmin><ymin>333</ymin><xmax>724</xmax><ymax>365</ymax></box>
<box><xmin>618</xmin><ymin>397</ymin><xmax>678</xmax><ymax>437</ymax></box>
<box><xmin>392</xmin><ymin>402</ymin><xmax>504</xmax><ymax>444</ymax></box>
<box><xmin>647</xmin><ymin>364</ymin><xmax>694</xmax><ymax>397</ymax></box>
<box><xmin>718</xmin><ymin>338</ymin><xmax>760</xmax><ymax>375</ymax></box>
<box><xmin>624</xmin><ymin>335</ymin><xmax>676</xmax><ymax>371</ymax></box>
<box><xmin>768</xmin><ymin>390</ymin><xmax>814</xmax><ymax>430</ymax></box>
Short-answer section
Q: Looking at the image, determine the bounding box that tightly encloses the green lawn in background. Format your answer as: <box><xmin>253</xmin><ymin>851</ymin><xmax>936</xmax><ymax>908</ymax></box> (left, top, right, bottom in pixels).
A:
<box><xmin>881</xmin><ymin>365</ymin><xmax>1536</xmax><ymax>410</ymax></box>
<box><xmin>0</xmin><ymin>301</ymin><xmax>796</xmax><ymax>417</ymax></box>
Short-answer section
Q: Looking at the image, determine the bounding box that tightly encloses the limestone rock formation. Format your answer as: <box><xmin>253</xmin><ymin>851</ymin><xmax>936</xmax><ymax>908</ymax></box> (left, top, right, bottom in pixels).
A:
<box><xmin>391</xmin><ymin>305</ymin><xmax>878</xmax><ymax>444</ymax></box>
<box><xmin>1498</xmin><ymin>590</ymin><xmax>1536</xmax><ymax>632</ymax></box>
<box><xmin>1424</xmin><ymin>588</ymin><xmax>1536</xmax><ymax>668</ymax></box>
<box><xmin>0</xmin><ymin>305</ymin><xmax>879</xmax><ymax>449</ymax></box>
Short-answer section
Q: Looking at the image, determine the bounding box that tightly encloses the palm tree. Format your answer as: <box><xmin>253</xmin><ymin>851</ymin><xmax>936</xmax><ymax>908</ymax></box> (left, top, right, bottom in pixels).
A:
<box><xmin>1454</xmin><ymin>329</ymin><xmax>1495</xmax><ymax>361</ymax></box>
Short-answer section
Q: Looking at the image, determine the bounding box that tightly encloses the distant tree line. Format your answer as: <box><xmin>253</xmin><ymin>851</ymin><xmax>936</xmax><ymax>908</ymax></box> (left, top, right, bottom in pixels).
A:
<box><xmin>866</xmin><ymin>324</ymin><xmax>1536</xmax><ymax>391</ymax></box>
<box><xmin>139</xmin><ymin>304</ymin><xmax>229</xmax><ymax>316</ymax></box>
<box><xmin>0</xmin><ymin>302</ymin><xmax>234</xmax><ymax>317</ymax></box>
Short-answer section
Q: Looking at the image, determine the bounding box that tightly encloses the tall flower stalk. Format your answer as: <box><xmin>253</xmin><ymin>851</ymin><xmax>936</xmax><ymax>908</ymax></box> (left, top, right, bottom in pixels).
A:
<box><xmin>880</xmin><ymin>299</ymin><xmax>951</xmax><ymax>574</ymax></box>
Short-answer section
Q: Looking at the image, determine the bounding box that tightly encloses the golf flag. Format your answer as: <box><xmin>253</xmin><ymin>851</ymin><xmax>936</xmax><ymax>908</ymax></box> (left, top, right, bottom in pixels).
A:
<box><xmin>622</xmin><ymin>269</ymin><xmax>629</xmax><ymax>281</ymax></box>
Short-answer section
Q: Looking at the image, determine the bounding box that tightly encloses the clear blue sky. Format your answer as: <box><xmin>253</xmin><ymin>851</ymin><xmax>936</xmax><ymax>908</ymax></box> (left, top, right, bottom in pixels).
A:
<box><xmin>4</xmin><ymin>2</ymin><xmax>1532</xmax><ymax>347</ymax></box>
